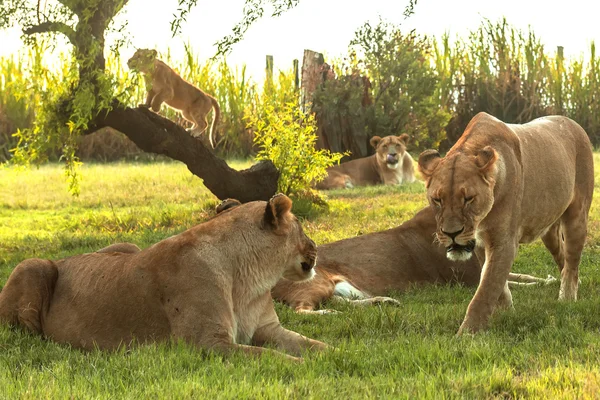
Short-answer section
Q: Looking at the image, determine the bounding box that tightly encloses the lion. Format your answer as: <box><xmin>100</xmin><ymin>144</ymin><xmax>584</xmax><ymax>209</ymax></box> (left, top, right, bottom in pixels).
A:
<box><xmin>315</xmin><ymin>134</ymin><xmax>416</xmax><ymax>190</ymax></box>
<box><xmin>0</xmin><ymin>195</ymin><xmax>328</xmax><ymax>361</ymax></box>
<box><xmin>418</xmin><ymin>112</ymin><xmax>594</xmax><ymax>335</ymax></box>
<box><xmin>219</xmin><ymin>200</ymin><xmax>555</xmax><ymax>314</ymax></box>
<box><xmin>127</xmin><ymin>48</ymin><xmax>221</xmax><ymax>148</ymax></box>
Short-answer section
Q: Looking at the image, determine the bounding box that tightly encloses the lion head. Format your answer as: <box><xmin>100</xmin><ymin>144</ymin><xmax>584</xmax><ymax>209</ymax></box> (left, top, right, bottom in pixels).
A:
<box><xmin>417</xmin><ymin>146</ymin><xmax>498</xmax><ymax>261</ymax></box>
<box><xmin>127</xmin><ymin>49</ymin><xmax>158</xmax><ymax>73</ymax></box>
<box><xmin>216</xmin><ymin>194</ymin><xmax>317</xmax><ymax>282</ymax></box>
<box><xmin>370</xmin><ymin>134</ymin><xmax>409</xmax><ymax>170</ymax></box>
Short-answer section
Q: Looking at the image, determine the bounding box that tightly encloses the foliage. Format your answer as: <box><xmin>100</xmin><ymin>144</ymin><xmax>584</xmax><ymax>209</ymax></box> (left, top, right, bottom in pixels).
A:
<box><xmin>248</xmin><ymin>102</ymin><xmax>347</xmax><ymax>195</ymax></box>
<box><xmin>433</xmin><ymin>18</ymin><xmax>600</xmax><ymax>148</ymax></box>
<box><xmin>3</xmin><ymin>157</ymin><xmax>600</xmax><ymax>398</ymax></box>
<box><xmin>313</xmin><ymin>20</ymin><xmax>452</xmax><ymax>155</ymax></box>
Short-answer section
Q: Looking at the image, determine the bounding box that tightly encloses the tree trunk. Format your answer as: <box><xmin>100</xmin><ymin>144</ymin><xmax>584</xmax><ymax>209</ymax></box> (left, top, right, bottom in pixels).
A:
<box><xmin>95</xmin><ymin>104</ymin><xmax>279</xmax><ymax>203</ymax></box>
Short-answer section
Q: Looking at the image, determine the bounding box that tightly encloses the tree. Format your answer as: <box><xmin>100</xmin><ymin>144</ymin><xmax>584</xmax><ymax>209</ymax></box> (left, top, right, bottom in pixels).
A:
<box><xmin>0</xmin><ymin>0</ymin><xmax>280</xmax><ymax>202</ymax></box>
<box><xmin>0</xmin><ymin>0</ymin><xmax>417</xmax><ymax>201</ymax></box>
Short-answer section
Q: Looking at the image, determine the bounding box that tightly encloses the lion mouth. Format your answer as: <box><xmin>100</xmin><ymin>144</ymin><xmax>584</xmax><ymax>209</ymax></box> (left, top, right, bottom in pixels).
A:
<box><xmin>446</xmin><ymin>240</ymin><xmax>476</xmax><ymax>255</ymax></box>
<box><xmin>386</xmin><ymin>154</ymin><xmax>399</xmax><ymax>165</ymax></box>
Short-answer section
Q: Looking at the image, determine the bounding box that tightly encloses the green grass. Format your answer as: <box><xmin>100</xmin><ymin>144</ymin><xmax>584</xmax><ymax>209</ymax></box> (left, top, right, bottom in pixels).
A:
<box><xmin>2</xmin><ymin>157</ymin><xmax>600</xmax><ymax>398</ymax></box>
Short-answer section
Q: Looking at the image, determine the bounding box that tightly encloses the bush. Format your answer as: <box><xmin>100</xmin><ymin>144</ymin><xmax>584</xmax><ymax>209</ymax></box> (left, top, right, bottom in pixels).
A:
<box><xmin>247</xmin><ymin>102</ymin><xmax>347</xmax><ymax>196</ymax></box>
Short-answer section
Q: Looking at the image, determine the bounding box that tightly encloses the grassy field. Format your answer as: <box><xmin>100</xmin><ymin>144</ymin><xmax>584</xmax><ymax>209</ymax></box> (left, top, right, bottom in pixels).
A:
<box><xmin>2</xmin><ymin>158</ymin><xmax>600</xmax><ymax>399</ymax></box>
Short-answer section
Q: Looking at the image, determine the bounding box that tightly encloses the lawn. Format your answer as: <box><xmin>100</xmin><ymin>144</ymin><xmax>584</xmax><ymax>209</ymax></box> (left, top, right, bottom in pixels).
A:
<box><xmin>1</xmin><ymin>158</ymin><xmax>600</xmax><ymax>399</ymax></box>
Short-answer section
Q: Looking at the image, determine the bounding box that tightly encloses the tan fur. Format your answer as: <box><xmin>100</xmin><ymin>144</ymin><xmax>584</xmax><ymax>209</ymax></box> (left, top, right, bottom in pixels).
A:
<box><xmin>269</xmin><ymin>205</ymin><xmax>553</xmax><ymax>313</ymax></box>
<box><xmin>418</xmin><ymin>112</ymin><xmax>594</xmax><ymax>335</ymax></box>
<box><xmin>127</xmin><ymin>49</ymin><xmax>221</xmax><ymax>148</ymax></box>
<box><xmin>316</xmin><ymin>134</ymin><xmax>416</xmax><ymax>190</ymax></box>
<box><xmin>0</xmin><ymin>195</ymin><xmax>328</xmax><ymax>361</ymax></box>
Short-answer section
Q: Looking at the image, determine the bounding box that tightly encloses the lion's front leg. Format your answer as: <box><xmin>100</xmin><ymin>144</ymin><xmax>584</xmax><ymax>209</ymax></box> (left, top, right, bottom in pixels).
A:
<box><xmin>150</xmin><ymin>88</ymin><xmax>173</xmax><ymax>113</ymax></box>
<box><xmin>253</xmin><ymin>305</ymin><xmax>330</xmax><ymax>356</ymax></box>
<box><xmin>457</xmin><ymin>242</ymin><xmax>516</xmax><ymax>335</ymax></box>
<box><xmin>253</xmin><ymin>321</ymin><xmax>330</xmax><ymax>357</ymax></box>
<box><xmin>141</xmin><ymin>88</ymin><xmax>155</xmax><ymax>108</ymax></box>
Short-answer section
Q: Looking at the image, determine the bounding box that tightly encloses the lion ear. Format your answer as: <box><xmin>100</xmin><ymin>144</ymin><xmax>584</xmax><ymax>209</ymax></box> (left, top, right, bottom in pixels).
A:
<box><xmin>370</xmin><ymin>136</ymin><xmax>382</xmax><ymax>149</ymax></box>
<box><xmin>151</xmin><ymin>49</ymin><xmax>158</xmax><ymax>57</ymax></box>
<box><xmin>398</xmin><ymin>133</ymin><xmax>409</xmax><ymax>145</ymax></box>
<box><xmin>264</xmin><ymin>194</ymin><xmax>293</xmax><ymax>232</ymax></box>
<box><xmin>474</xmin><ymin>146</ymin><xmax>498</xmax><ymax>176</ymax></box>
<box><xmin>418</xmin><ymin>149</ymin><xmax>442</xmax><ymax>181</ymax></box>
<box><xmin>216</xmin><ymin>198</ymin><xmax>242</xmax><ymax>214</ymax></box>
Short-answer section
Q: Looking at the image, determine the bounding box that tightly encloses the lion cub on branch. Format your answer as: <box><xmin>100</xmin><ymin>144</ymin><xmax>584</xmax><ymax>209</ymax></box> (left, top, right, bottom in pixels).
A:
<box><xmin>0</xmin><ymin>194</ymin><xmax>328</xmax><ymax>361</ymax></box>
<box><xmin>127</xmin><ymin>48</ymin><xmax>220</xmax><ymax>148</ymax></box>
<box><xmin>418</xmin><ymin>112</ymin><xmax>594</xmax><ymax>335</ymax></box>
<box><xmin>316</xmin><ymin>134</ymin><xmax>416</xmax><ymax>190</ymax></box>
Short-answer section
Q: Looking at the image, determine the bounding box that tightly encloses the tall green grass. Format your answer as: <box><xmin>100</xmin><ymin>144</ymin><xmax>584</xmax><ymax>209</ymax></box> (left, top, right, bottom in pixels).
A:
<box><xmin>434</xmin><ymin>18</ymin><xmax>600</xmax><ymax>147</ymax></box>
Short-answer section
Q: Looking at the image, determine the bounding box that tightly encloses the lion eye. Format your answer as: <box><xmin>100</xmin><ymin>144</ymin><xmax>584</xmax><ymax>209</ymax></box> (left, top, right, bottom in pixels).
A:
<box><xmin>431</xmin><ymin>197</ymin><xmax>442</xmax><ymax>207</ymax></box>
<box><xmin>464</xmin><ymin>196</ymin><xmax>474</xmax><ymax>205</ymax></box>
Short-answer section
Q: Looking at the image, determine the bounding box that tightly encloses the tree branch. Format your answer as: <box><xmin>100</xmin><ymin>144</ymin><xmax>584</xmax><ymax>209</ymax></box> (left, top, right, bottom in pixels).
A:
<box><xmin>23</xmin><ymin>21</ymin><xmax>76</xmax><ymax>44</ymax></box>
<box><xmin>94</xmin><ymin>103</ymin><xmax>280</xmax><ymax>203</ymax></box>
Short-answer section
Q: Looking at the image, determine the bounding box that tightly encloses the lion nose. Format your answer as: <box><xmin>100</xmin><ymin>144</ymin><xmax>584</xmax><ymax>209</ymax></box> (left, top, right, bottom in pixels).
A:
<box><xmin>442</xmin><ymin>227</ymin><xmax>464</xmax><ymax>240</ymax></box>
<box><xmin>301</xmin><ymin>261</ymin><xmax>313</xmax><ymax>271</ymax></box>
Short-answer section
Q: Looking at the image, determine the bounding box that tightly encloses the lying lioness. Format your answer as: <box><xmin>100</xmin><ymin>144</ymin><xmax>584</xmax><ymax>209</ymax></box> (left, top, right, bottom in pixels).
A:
<box><xmin>216</xmin><ymin>200</ymin><xmax>553</xmax><ymax>314</ymax></box>
<box><xmin>0</xmin><ymin>195</ymin><xmax>328</xmax><ymax>360</ymax></box>
<box><xmin>316</xmin><ymin>134</ymin><xmax>416</xmax><ymax>190</ymax></box>
<box><xmin>418</xmin><ymin>112</ymin><xmax>594</xmax><ymax>334</ymax></box>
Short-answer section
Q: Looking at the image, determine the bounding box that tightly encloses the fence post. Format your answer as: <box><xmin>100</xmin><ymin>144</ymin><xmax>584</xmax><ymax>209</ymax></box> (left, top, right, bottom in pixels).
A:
<box><xmin>266</xmin><ymin>55</ymin><xmax>274</xmax><ymax>90</ymax></box>
<box><xmin>300</xmin><ymin>49</ymin><xmax>325</xmax><ymax>112</ymax></box>
<box><xmin>556</xmin><ymin>46</ymin><xmax>564</xmax><ymax>113</ymax></box>
<box><xmin>293</xmin><ymin>59</ymin><xmax>299</xmax><ymax>91</ymax></box>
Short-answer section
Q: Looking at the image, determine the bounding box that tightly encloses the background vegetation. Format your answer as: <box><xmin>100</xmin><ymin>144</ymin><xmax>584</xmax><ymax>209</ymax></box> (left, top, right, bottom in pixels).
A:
<box><xmin>2</xmin><ymin>159</ymin><xmax>600</xmax><ymax>398</ymax></box>
<box><xmin>2</xmin><ymin>17</ymin><xmax>599</xmax><ymax>165</ymax></box>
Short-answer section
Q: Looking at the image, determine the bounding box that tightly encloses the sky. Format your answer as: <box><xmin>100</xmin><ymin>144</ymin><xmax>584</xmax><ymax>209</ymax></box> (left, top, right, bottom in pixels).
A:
<box><xmin>0</xmin><ymin>0</ymin><xmax>598</xmax><ymax>81</ymax></box>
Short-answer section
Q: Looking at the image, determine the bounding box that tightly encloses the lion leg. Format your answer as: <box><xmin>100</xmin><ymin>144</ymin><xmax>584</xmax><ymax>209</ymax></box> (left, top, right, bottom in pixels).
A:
<box><xmin>212</xmin><ymin>342</ymin><xmax>301</xmax><ymax>362</ymax></box>
<box><xmin>253</xmin><ymin>303</ymin><xmax>330</xmax><ymax>357</ymax></box>
<box><xmin>150</xmin><ymin>89</ymin><xmax>173</xmax><ymax>112</ymax></box>
<box><xmin>95</xmin><ymin>243</ymin><xmax>141</xmax><ymax>254</ymax></box>
<box><xmin>541</xmin><ymin>221</ymin><xmax>565</xmax><ymax>272</ymax></box>
<box><xmin>0</xmin><ymin>258</ymin><xmax>58</xmax><ymax>335</ymax></box>
<box><xmin>141</xmin><ymin>89</ymin><xmax>156</xmax><ymax>108</ymax></box>
<box><xmin>558</xmin><ymin>203</ymin><xmax>588</xmax><ymax>301</ymax></box>
<box><xmin>457</xmin><ymin>242</ymin><xmax>516</xmax><ymax>335</ymax></box>
<box><xmin>508</xmin><ymin>273</ymin><xmax>558</xmax><ymax>287</ymax></box>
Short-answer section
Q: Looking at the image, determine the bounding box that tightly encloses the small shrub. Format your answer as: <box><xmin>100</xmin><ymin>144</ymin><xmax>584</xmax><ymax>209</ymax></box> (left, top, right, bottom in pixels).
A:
<box><xmin>247</xmin><ymin>102</ymin><xmax>348</xmax><ymax>196</ymax></box>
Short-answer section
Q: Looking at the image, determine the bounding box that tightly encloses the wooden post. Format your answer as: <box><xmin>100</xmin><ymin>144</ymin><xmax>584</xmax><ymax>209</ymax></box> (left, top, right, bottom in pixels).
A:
<box><xmin>293</xmin><ymin>59</ymin><xmax>299</xmax><ymax>91</ymax></box>
<box><xmin>266</xmin><ymin>55</ymin><xmax>274</xmax><ymax>90</ymax></box>
<box><xmin>556</xmin><ymin>46</ymin><xmax>564</xmax><ymax>113</ymax></box>
<box><xmin>301</xmin><ymin>49</ymin><xmax>325</xmax><ymax>111</ymax></box>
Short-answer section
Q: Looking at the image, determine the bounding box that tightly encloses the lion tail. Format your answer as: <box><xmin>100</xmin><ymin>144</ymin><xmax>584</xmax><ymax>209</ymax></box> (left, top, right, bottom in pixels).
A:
<box><xmin>209</xmin><ymin>96</ymin><xmax>221</xmax><ymax>149</ymax></box>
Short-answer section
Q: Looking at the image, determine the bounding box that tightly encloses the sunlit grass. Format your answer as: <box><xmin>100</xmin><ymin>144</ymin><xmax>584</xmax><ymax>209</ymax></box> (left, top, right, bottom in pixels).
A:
<box><xmin>2</xmin><ymin>156</ymin><xmax>600</xmax><ymax>398</ymax></box>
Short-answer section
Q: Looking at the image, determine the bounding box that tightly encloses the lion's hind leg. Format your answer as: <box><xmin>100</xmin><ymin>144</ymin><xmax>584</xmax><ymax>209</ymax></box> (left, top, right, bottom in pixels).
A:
<box><xmin>558</xmin><ymin>202</ymin><xmax>589</xmax><ymax>301</ymax></box>
<box><xmin>508</xmin><ymin>272</ymin><xmax>558</xmax><ymax>287</ymax></box>
<box><xmin>331</xmin><ymin>281</ymin><xmax>401</xmax><ymax>307</ymax></box>
<box><xmin>0</xmin><ymin>258</ymin><xmax>58</xmax><ymax>335</ymax></box>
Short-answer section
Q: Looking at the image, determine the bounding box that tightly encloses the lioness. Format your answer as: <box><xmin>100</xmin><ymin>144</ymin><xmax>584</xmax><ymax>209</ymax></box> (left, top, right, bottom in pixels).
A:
<box><xmin>218</xmin><ymin>200</ymin><xmax>553</xmax><ymax>314</ymax></box>
<box><xmin>127</xmin><ymin>48</ymin><xmax>220</xmax><ymax>148</ymax></box>
<box><xmin>418</xmin><ymin>112</ymin><xmax>594</xmax><ymax>334</ymax></box>
<box><xmin>316</xmin><ymin>134</ymin><xmax>416</xmax><ymax>190</ymax></box>
<box><xmin>0</xmin><ymin>195</ymin><xmax>328</xmax><ymax>360</ymax></box>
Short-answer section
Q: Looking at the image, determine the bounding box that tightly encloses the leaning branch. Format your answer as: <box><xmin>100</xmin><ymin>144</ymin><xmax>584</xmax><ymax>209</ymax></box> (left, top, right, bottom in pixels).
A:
<box><xmin>94</xmin><ymin>103</ymin><xmax>280</xmax><ymax>203</ymax></box>
<box><xmin>23</xmin><ymin>21</ymin><xmax>76</xmax><ymax>44</ymax></box>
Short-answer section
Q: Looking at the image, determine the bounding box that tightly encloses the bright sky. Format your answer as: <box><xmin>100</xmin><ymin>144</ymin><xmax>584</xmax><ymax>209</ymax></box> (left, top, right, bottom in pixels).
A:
<box><xmin>1</xmin><ymin>0</ymin><xmax>599</xmax><ymax>81</ymax></box>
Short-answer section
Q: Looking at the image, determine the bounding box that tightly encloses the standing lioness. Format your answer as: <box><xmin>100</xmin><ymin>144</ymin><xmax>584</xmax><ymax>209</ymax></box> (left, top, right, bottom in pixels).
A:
<box><xmin>127</xmin><ymin>48</ymin><xmax>220</xmax><ymax>148</ymax></box>
<box><xmin>418</xmin><ymin>112</ymin><xmax>594</xmax><ymax>335</ymax></box>
<box><xmin>0</xmin><ymin>195</ymin><xmax>328</xmax><ymax>360</ymax></box>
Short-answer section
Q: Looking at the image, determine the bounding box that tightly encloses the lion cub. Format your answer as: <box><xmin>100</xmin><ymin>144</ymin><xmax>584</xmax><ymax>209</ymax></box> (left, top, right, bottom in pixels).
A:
<box><xmin>0</xmin><ymin>194</ymin><xmax>328</xmax><ymax>361</ymax></box>
<box><xmin>316</xmin><ymin>134</ymin><xmax>416</xmax><ymax>190</ymax></box>
<box><xmin>127</xmin><ymin>48</ymin><xmax>221</xmax><ymax>148</ymax></box>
